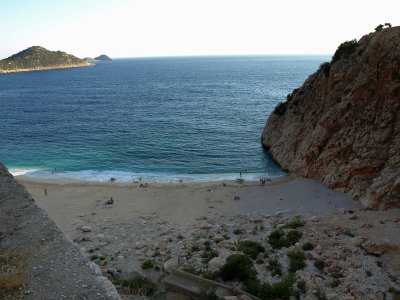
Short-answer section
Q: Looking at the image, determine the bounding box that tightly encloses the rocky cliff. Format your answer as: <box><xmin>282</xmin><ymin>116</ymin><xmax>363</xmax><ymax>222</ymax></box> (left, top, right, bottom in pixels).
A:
<box><xmin>262</xmin><ymin>26</ymin><xmax>400</xmax><ymax>209</ymax></box>
<box><xmin>0</xmin><ymin>163</ymin><xmax>120</xmax><ymax>299</ymax></box>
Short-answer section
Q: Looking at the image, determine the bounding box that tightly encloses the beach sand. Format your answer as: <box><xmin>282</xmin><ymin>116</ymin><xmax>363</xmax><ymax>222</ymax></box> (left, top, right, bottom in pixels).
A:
<box><xmin>15</xmin><ymin>175</ymin><xmax>400</xmax><ymax>299</ymax></box>
<box><xmin>16</xmin><ymin>176</ymin><xmax>360</xmax><ymax>235</ymax></box>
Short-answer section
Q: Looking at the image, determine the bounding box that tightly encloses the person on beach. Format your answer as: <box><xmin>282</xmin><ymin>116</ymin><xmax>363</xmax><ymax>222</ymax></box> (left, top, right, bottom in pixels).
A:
<box><xmin>44</xmin><ymin>188</ymin><xmax>47</xmax><ymax>196</ymax></box>
<box><xmin>105</xmin><ymin>197</ymin><xmax>114</xmax><ymax>205</ymax></box>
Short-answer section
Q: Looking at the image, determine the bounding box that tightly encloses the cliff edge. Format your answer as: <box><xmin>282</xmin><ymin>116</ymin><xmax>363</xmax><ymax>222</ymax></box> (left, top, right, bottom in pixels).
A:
<box><xmin>262</xmin><ymin>26</ymin><xmax>400</xmax><ymax>209</ymax></box>
<box><xmin>0</xmin><ymin>163</ymin><xmax>120</xmax><ymax>299</ymax></box>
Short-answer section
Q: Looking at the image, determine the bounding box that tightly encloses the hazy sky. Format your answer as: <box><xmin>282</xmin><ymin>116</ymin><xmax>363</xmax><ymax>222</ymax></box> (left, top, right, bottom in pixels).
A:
<box><xmin>0</xmin><ymin>0</ymin><xmax>397</xmax><ymax>59</ymax></box>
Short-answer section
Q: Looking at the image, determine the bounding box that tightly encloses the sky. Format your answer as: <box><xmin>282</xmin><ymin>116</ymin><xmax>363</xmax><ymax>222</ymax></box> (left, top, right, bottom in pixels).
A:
<box><xmin>0</xmin><ymin>0</ymin><xmax>397</xmax><ymax>59</ymax></box>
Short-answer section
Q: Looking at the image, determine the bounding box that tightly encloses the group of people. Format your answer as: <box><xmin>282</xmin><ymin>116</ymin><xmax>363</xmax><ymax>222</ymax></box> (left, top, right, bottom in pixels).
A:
<box><xmin>260</xmin><ymin>178</ymin><xmax>270</xmax><ymax>185</ymax></box>
<box><xmin>105</xmin><ymin>197</ymin><xmax>114</xmax><ymax>206</ymax></box>
<box><xmin>233</xmin><ymin>195</ymin><xmax>241</xmax><ymax>200</ymax></box>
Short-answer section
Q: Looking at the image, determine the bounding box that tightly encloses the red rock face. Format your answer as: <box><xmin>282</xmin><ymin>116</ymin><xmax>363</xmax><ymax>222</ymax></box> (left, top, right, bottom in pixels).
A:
<box><xmin>262</xmin><ymin>27</ymin><xmax>400</xmax><ymax>209</ymax></box>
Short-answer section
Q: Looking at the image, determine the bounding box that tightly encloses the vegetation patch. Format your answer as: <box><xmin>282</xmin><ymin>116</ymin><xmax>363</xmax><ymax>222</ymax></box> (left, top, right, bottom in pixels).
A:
<box><xmin>0</xmin><ymin>250</ymin><xmax>27</xmax><ymax>298</ymax></box>
<box><xmin>283</xmin><ymin>218</ymin><xmax>305</xmax><ymax>229</ymax></box>
<box><xmin>141</xmin><ymin>259</ymin><xmax>155</xmax><ymax>270</ymax></box>
<box><xmin>267</xmin><ymin>258</ymin><xmax>282</xmax><ymax>276</ymax></box>
<box><xmin>219</xmin><ymin>254</ymin><xmax>256</xmax><ymax>282</ymax></box>
<box><xmin>233</xmin><ymin>229</ymin><xmax>244</xmax><ymax>235</ymax></box>
<box><xmin>302</xmin><ymin>242</ymin><xmax>314</xmax><ymax>251</ymax></box>
<box><xmin>201</xmin><ymin>250</ymin><xmax>218</xmax><ymax>263</ymax></box>
<box><xmin>115</xmin><ymin>275</ymin><xmax>155</xmax><ymax>296</ymax></box>
<box><xmin>287</xmin><ymin>250</ymin><xmax>306</xmax><ymax>273</ymax></box>
<box><xmin>198</xmin><ymin>281</ymin><xmax>218</xmax><ymax>300</ymax></box>
<box><xmin>268</xmin><ymin>229</ymin><xmax>302</xmax><ymax>249</ymax></box>
<box><xmin>244</xmin><ymin>275</ymin><xmax>295</xmax><ymax>300</ymax></box>
<box><xmin>342</xmin><ymin>230</ymin><xmax>354</xmax><ymax>237</ymax></box>
<box><xmin>319</xmin><ymin>62</ymin><xmax>331</xmax><ymax>77</ymax></box>
<box><xmin>273</xmin><ymin>102</ymin><xmax>288</xmax><ymax>116</ymax></box>
<box><xmin>314</xmin><ymin>260</ymin><xmax>325</xmax><ymax>271</ymax></box>
<box><xmin>237</xmin><ymin>240</ymin><xmax>265</xmax><ymax>259</ymax></box>
<box><xmin>332</xmin><ymin>39</ymin><xmax>358</xmax><ymax>63</ymax></box>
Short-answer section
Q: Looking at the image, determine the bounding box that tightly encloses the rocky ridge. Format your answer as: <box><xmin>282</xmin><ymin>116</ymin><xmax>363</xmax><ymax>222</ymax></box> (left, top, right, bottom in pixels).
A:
<box><xmin>262</xmin><ymin>26</ymin><xmax>400</xmax><ymax>209</ymax></box>
<box><xmin>0</xmin><ymin>163</ymin><xmax>120</xmax><ymax>299</ymax></box>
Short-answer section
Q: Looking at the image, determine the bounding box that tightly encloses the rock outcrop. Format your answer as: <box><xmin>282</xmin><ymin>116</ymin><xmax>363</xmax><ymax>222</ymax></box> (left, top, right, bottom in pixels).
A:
<box><xmin>262</xmin><ymin>26</ymin><xmax>400</xmax><ymax>209</ymax></box>
<box><xmin>0</xmin><ymin>163</ymin><xmax>120</xmax><ymax>299</ymax></box>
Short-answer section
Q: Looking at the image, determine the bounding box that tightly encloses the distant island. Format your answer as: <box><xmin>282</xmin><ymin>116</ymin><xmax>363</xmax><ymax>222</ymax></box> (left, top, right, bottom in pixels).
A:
<box><xmin>0</xmin><ymin>46</ymin><xmax>93</xmax><ymax>74</ymax></box>
<box><xmin>94</xmin><ymin>54</ymin><xmax>112</xmax><ymax>61</ymax></box>
<box><xmin>83</xmin><ymin>54</ymin><xmax>112</xmax><ymax>63</ymax></box>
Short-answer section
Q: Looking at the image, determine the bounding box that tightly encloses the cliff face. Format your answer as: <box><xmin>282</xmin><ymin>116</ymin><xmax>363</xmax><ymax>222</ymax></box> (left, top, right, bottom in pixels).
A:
<box><xmin>0</xmin><ymin>163</ymin><xmax>120</xmax><ymax>299</ymax></box>
<box><xmin>262</xmin><ymin>26</ymin><xmax>400</xmax><ymax>209</ymax></box>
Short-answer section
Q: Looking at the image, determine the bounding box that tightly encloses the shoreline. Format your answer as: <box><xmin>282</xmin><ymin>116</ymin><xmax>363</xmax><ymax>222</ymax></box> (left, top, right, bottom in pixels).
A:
<box><xmin>16</xmin><ymin>173</ymin><xmax>292</xmax><ymax>188</ymax></box>
<box><xmin>16</xmin><ymin>175</ymin><xmax>361</xmax><ymax>236</ymax></box>
<box><xmin>0</xmin><ymin>63</ymin><xmax>94</xmax><ymax>74</ymax></box>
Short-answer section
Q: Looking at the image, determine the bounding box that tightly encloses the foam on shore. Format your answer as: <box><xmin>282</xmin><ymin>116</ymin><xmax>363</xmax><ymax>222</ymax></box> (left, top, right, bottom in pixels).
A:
<box><xmin>10</xmin><ymin>168</ymin><xmax>286</xmax><ymax>183</ymax></box>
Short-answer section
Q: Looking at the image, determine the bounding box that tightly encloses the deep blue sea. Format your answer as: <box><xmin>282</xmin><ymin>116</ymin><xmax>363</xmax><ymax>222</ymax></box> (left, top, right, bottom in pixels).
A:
<box><xmin>0</xmin><ymin>56</ymin><xmax>328</xmax><ymax>182</ymax></box>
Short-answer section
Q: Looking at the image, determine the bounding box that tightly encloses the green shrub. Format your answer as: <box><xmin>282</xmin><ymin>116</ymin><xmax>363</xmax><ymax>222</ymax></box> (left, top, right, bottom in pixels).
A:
<box><xmin>268</xmin><ymin>229</ymin><xmax>285</xmax><ymax>249</ymax></box>
<box><xmin>198</xmin><ymin>282</ymin><xmax>218</xmax><ymax>300</ymax></box>
<box><xmin>302</xmin><ymin>242</ymin><xmax>314</xmax><ymax>251</ymax></box>
<box><xmin>201</xmin><ymin>250</ymin><xmax>218</xmax><ymax>263</ymax></box>
<box><xmin>233</xmin><ymin>229</ymin><xmax>244</xmax><ymax>235</ymax></box>
<box><xmin>343</xmin><ymin>230</ymin><xmax>354</xmax><ymax>237</ymax></box>
<box><xmin>287</xmin><ymin>250</ymin><xmax>306</xmax><ymax>273</ymax></box>
<box><xmin>267</xmin><ymin>258</ymin><xmax>282</xmax><ymax>276</ymax></box>
<box><xmin>244</xmin><ymin>275</ymin><xmax>295</xmax><ymax>300</ymax></box>
<box><xmin>332</xmin><ymin>39</ymin><xmax>358</xmax><ymax>63</ymax></box>
<box><xmin>237</xmin><ymin>240</ymin><xmax>265</xmax><ymax>259</ymax></box>
<box><xmin>331</xmin><ymin>272</ymin><xmax>344</xmax><ymax>279</ymax></box>
<box><xmin>268</xmin><ymin>229</ymin><xmax>302</xmax><ymax>249</ymax></box>
<box><xmin>90</xmin><ymin>255</ymin><xmax>98</xmax><ymax>261</ymax></box>
<box><xmin>273</xmin><ymin>102</ymin><xmax>287</xmax><ymax>116</ymax></box>
<box><xmin>284</xmin><ymin>218</ymin><xmax>305</xmax><ymax>229</ymax></box>
<box><xmin>182</xmin><ymin>266</ymin><xmax>202</xmax><ymax>276</ymax></box>
<box><xmin>320</xmin><ymin>62</ymin><xmax>331</xmax><ymax>77</ymax></box>
<box><xmin>141</xmin><ymin>259</ymin><xmax>155</xmax><ymax>270</ymax></box>
<box><xmin>314</xmin><ymin>260</ymin><xmax>325</xmax><ymax>270</ymax></box>
<box><xmin>116</xmin><ymin>276</ymin><xmax>155</xmax><ymax>296</ymax></box>
<box><xmin>191</xmin><ymin>244</ymin><xmax>200</xmax><ymax>252</ymax></box>
<box><xmin>285</xmin><ymin>230</ymin><xmax>302</xmax><ymax>246</ymax></box>
<box><xmin>297</xmin><ymin>280</ymin><xmax>306</xmax><ymax>292</ymax></box>
<box><xmin>219</xmin><ymin>254</ymin><xmax>256</xmax><ymax>282</ymax></box>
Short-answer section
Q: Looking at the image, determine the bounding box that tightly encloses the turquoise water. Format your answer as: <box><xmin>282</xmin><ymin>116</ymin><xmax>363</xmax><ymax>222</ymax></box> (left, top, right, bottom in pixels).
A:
<box><xmin>0</xmin><ymin>56</ymin><xmax>328</xmax><ymax>182</ymax></box>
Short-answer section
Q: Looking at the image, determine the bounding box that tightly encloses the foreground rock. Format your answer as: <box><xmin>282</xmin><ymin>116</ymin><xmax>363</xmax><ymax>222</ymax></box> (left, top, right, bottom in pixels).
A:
<box><xmin>0</xmin><ymin>163</ymin><xmax>120</xmax><ymax>299</ymax></box>
<box><xmin>262</xmin><ymin>26</ymin><xmax>400</xmax><ymax>209</ymax></box>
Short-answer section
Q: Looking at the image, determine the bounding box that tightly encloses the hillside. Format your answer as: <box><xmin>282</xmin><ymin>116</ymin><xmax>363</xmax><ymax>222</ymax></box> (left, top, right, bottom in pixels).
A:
<box><xmin>262</xmin><ymin>26</ymin><xmax>400</xmax><ymax>209</ymax></box>
<box><xmin>0</xmin><ymin>46</ymin><xmax>92</xmax><ymax>73</ymax></box>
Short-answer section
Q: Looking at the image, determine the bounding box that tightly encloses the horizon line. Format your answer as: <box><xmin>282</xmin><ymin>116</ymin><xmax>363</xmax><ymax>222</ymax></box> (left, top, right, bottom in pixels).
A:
<box><xmin>107</xmin><ymin>53</ymin><xmax>332</xmax><ymax>59</ymax></box>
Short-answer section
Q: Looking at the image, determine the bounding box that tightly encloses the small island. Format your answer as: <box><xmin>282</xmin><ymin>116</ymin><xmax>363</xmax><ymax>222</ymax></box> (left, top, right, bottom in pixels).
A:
<box><xmin>94</xmin><ymin>54</ymin><xmax>112</xmax><ymax>61</ymax></box>
<box><xmin>0</xmin><ymin>46</ymin><xmax>93</xmax><ymax>74</ymax></box>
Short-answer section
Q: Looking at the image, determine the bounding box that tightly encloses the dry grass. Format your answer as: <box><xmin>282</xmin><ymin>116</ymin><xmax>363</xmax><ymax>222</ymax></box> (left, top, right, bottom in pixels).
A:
<box><xmin>0</xmin><ymin>250</ymin><xmax>27</xmax><ymax>298</ymax></box>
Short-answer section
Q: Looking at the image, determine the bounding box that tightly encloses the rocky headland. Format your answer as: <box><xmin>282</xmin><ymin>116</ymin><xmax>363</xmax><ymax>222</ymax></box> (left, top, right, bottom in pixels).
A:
<box><xmin>262</xmin><ymin>26</ymin><xmax>400</xmax><ymax>209</ymax></box>
<box><xmin>0</xmin><ymin>46</ymin><xmax>93</xmax><ymax>74</ymax></box>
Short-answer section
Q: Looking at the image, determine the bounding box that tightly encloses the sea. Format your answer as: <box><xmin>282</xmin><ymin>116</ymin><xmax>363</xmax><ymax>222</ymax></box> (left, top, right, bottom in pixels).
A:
<box><xmin>0</xmin><ymin>56</ymin><xmax>328</xmax><ymax>182</ymax></box>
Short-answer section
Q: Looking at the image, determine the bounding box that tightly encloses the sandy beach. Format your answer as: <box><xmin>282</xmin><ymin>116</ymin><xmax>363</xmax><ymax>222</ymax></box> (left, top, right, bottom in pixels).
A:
<box><xmin>14</xmin><ymin>175</ymin><xmax>400</xmax><ymax>299</ymax></box>
<box><xmin>17</xmin><ymin>175</ymin><xmax>359</xmax><ymax>235</ymax></box>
